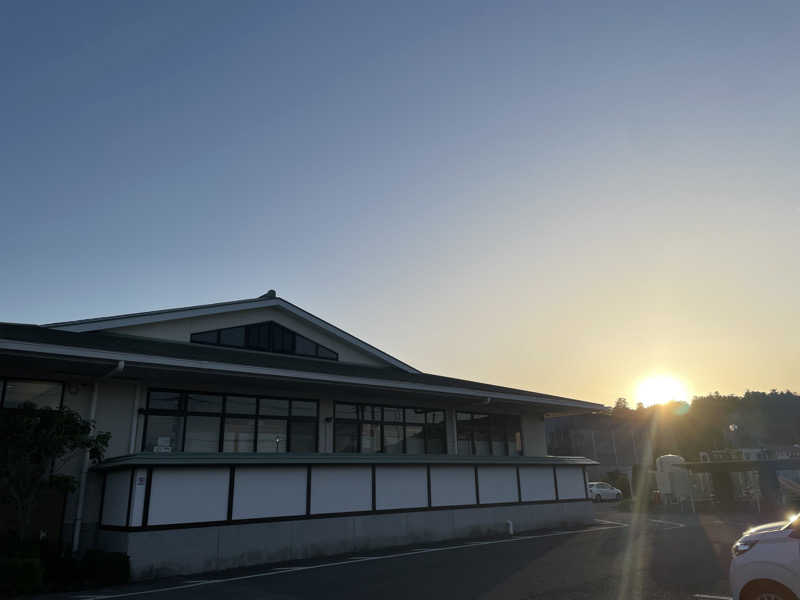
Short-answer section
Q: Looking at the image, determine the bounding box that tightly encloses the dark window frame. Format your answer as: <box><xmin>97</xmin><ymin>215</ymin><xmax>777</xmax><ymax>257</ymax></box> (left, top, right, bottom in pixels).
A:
<box><xmin>189</xmin><ymin>320</ymin><xmax>339</xmax><ymax>361</ymax></box>
<box><xmin>456</xmin><ymin>411</ymin><xmax>522</xmax><ymax>457</ymax></box>
<box><xmin>333</xmin><ymin>402</ymin><xmax>446</xmax><ymax>455</ymax></box>
<box><xmin>141</xmin><ymin>389</ymin><xmax>318</xmax><ymax>454</ymax></box>
<box><xmin>0</xmin><ymin>377</ymin><xmax>65</xmax><ymax>409</ymax></box>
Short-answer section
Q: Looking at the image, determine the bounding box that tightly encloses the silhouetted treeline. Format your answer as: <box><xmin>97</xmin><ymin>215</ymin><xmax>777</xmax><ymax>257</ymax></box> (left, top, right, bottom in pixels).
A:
<box><xmin>611</xmin><ymin>390</ymin><xmax>800</xmax><ymax>461</ymax></box>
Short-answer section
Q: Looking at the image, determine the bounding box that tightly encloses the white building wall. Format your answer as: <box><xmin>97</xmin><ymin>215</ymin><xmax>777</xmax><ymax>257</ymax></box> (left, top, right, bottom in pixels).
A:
<box><xmin>375</xmin><ymin>465</ymin><xmax>428</xmax><ymax>510</ymax></box>
<box><xmin>232</xmin><ymin>466</ymin><xmax>307</xmax><ymax>520</ymax></box>
<box><xmin>556</xmin><ymin>466</ymin><xmax>587</xmax><ymax>499</ymax></box>
<box><xmin>477</xmin><ymin>466</ymin><xmax>518</xmax><ymax>504</ymax></box>
<box><xmin>310</xmin><ymin>466</ymin><xmax>372</xmax><ymax>514</ymax></box>
<box><xmin>100</xmin><ymin>470</ymin><xmax>131</xmax><ymax>527</ymax></box>
<box><xmin>430</xmin><ymin>465</ymin><xmax>476</xmax><ymax>506</ymax></box>
<box><xmin>519</xmin><ymin>466</ymin><xmax>557</xmax><ymax>501</ymax></box>
<box><xmin>148</xmin><ymin>468</ymin><xmax>229</xmax><ymax>525</ymax></box>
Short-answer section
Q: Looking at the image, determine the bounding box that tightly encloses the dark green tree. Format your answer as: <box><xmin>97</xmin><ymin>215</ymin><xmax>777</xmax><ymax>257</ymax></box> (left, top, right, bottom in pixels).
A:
<box><xmin>0</xmin><ymin>403</ymin><xmax>110</xmax><ymax>543</ymax></box>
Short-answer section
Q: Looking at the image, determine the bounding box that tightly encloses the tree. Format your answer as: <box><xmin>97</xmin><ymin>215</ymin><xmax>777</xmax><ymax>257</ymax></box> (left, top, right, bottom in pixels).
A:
<box><xmin>612</xmin><ymin>397</ymin><xmax>629</xmax><ymax>413</ymax></box>
<box><xmin>0</xmin><ymin>403</ymin><xmax>110</xmax><ymax>543</ymax></box>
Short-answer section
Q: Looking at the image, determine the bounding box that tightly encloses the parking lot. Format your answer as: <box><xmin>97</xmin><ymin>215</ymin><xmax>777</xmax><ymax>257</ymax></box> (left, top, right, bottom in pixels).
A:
<box><xmin>51</xmin><ymin>504</ymin><xmax>764</xmax><ymax>600</ymax></box>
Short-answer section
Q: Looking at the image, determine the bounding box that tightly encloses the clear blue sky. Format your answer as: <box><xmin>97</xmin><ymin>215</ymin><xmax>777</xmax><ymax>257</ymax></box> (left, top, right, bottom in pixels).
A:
<box><xmin>2</xmin><ymin>1</ymin><xmax>800</xmax><ymax>404</ymax></box>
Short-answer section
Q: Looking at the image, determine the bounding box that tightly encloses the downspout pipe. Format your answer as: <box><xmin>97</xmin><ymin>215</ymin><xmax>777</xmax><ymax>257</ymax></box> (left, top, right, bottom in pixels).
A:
<box><xmin>128</xmin><ymin>383</ymin><xmax>141</xmax><ymax>454</ymax></box>
<box><xmin>71</xmin><ymin>360</ymin><xmax>124</xmax><ymax>554</ymax></box>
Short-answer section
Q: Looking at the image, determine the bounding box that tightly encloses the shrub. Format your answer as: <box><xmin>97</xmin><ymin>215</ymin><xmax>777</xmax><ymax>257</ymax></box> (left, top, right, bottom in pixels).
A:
<box><xmin>80</xmin><ymin>550</ymin><xmax>130</xmax><ymax>586</ymax></box>
<box><xmin>0</xmin><ymin>556</ymin><xmax>44</xmax><ymax>595</ymax></box>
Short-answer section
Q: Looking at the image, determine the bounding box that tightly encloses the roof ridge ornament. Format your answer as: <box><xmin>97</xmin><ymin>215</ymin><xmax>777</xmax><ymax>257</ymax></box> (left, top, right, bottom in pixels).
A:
<box><xmin>259</xmin><ymin>290</ymin><xmax>276</xmax><ymax>299</ymax></box>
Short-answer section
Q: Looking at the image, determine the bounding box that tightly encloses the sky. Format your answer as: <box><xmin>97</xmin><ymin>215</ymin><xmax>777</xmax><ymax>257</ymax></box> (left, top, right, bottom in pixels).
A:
<box><xmin>2</xmin><ymin>1</ymin><xmax>800</xmax><ymax>406</ymax></box>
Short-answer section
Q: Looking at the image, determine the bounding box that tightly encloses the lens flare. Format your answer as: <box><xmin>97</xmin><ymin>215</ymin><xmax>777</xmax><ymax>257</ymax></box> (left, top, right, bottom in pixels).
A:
<box><xmin>635</xmin><ymin>375</ymin><xmax>689</xmax><ymax>407</ymax></box>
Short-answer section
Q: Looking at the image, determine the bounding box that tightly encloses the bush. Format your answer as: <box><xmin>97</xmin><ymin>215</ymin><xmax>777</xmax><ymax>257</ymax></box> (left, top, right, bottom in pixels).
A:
<box><xmin>80</xmin><ymin>550</ymin><xmax>130</xmax><ymax>586</ymax></box>
<box><xmin>42</xmin><ymin>553</ymin><xmax>82</xmax><ymax>589</ymax></box>
<box><xmin>0</xmin><ymin>556</ymin><xmax>44</xmax><ymax>595</ymax></box>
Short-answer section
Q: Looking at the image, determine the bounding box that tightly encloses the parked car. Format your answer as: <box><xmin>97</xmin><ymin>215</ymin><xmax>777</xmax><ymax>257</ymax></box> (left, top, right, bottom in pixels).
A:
<box><xmin>730</xmin><ymin>516</ymin><xmax>800</xmax><ymax>600</ymax></box>
<box><xmin>587</xmin><ymin>481</ymin><xmax>622</xmax><ymax>502</ymax></box>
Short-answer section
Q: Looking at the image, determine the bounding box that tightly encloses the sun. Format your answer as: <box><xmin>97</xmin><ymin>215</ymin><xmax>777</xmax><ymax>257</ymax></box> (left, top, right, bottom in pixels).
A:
<box><xmin>635</xmin><ymin>375</ymin><xmax>690</xmax><ymax>407</ymax></box>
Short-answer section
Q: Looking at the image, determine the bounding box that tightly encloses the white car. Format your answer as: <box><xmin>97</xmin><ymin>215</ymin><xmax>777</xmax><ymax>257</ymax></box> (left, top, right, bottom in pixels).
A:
<box><xmin>587</xmin><ymin>481</ymin><xmax>622</xmax><ymax>502</ymax></box>
<box><xmin>730</xmin><ymin>517</ymin><xmax>800</xmax><ymax>600</ymax></box>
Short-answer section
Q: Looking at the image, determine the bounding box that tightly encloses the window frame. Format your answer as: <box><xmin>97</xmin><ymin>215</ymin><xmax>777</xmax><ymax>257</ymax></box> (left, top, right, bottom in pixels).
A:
<box><xmin>333</xmin><ymin>402</ymin><xmax>446</xmax><ymax>455</ymax></box>
<box><xmin>141</xmin><ymin>389</ymin><xmax>318</xmax><ymax>454</ymax></box>
<box><xmin>0</xmin><ymin>377</ymin><xmax>65</xmax><ymax>409</ymax></box>
<box><xmin>456</xmin><ymin>411</ymin><xmax>522</xmax><ymax>457</ymax></box>
<box><xmin>189</xmin><ymin>320</ymin><xmax>339</xmax><ymax>361</ymax></box>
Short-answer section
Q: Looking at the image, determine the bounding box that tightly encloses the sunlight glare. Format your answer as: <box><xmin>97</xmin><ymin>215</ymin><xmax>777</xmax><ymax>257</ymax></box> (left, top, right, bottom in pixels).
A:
<box><xmin>635</xmin><ymin>375</ymin><xmax>689</xmax><ymax>407</ymax></box>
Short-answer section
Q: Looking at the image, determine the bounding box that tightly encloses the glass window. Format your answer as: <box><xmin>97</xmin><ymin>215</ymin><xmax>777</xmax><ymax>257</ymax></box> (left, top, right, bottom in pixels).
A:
<box><xmin>457</xmin><ymin>413</ymin><xmax>473</xmax><ymax>455</ymax></box>
<box><xmin>383</xmin><ymin>424</ymin><xmax>404</xmax><ymax>454</ymax></box>
<box><xmin>291</xmin><ymin>400</ymin><xmax>317</xmax><ymax>417</ymax></box>
<box><xmin>148</xmin><ymin>390</ymin><xmax>182</xmax><ymax>410</ymax></box>
<box><xmin>223</xmin><ymin>418</ymin><xmax>255</xmax><ymax>452</ymax></box>
<box><xmin>406</xmin><ymin>425</ymin><xmax>425</xmax><ymax>454</ymax></box>
<box><xmin>187</xmin><ymin>393</ymin><xmax>222</xmax><ymax>413</ymax></box>
<box><xmin>246</xmin><ymin>323</ymin><xmax>270</xmax><ymax>350</ymax></box>
<box><xmin>360</xmin><ymin>405</ymin><xmax>376</xmax><ymax>421</ymax></box>
<box><xmin>360</xmin><ymin>423</ymin><xmax>381</xmax><ymax>453</ymax></box>
<box><xmin>257</xmin><ymin>418</ymin><xmax>287</xmax><ymax>453</ymax></box>
<box><xmin>334</xmin><ymin>402</ymin><xmax>447</xmax><ymax>454</ymax></box>
<box><xmin>335</xmin><ymin>403</ymin><xmax>358</xmax><ymax>419</ymax></box>
<box><xmin>383</xmin><ymin>407</ymin><xmax>403</xmax><ymax>422</ymax></box>
<box><xmin>335</xmin><ymin>422</ymin><xmax>358</xmax><ymax>452</ymax></box>
<box><xmin>270</xmin><ymin>322</ymin><xmax>293</xmax><ymax>353</ymax></box>
<box><xmin>426</xmin><ymin>422</ymin><xmax>446</xmax><ymax>454</ymax></box>
<box><xmin>143</xmin><ymin>415</ymin><xmax>183</xmax><ymax>452</ymax></box>
<box><xmin>184</xmin><ymin>416</ymin><xmax>220</xmax><ymax>452</ymax></box>
<box><xmin>491</xmin><ymin>415</ymin><xmax>508</xmax><ymax>456</ymax></box>
<box><xmin>427</xmin><ymin>410</ymin><xmax>445</xmax><ymax>424</ymax></box>
<box><xmin>260</xmin><ymin>398</ymin><xmax>289</xmax><ymax>416</ymax></box>
<box><xmin>295</xmin><ymin>335</ymin><xmax>317</xmax><ymax>357</ymax></box>
<box><xmin>219</xmin><ymin>326</ymin><xmax>246</xmax><ymax>347</ymax></box>
<box><xmin>190</xmin><ymin>330</ymin><xmax>218</xmax><ymax>344</ymax></box>
<box><xmin>473</xmin><ymin>414</ymin><xmax>490</xmax><ymax>456</ymax></box>
<box><xmin>317</xmin><ymin>346</ymin><xmax>338</xmax><ymax>360</ymax></box>
<box><xmin>226</xmin><ymin>396</ymin><xmax>256</xmax><ymax>415</ymax></box>
<box><xmin>189</xmin><ymin>320</ymin><xmax>338</xmax><ymax>360</ymax></box>
<box><xmin>3</xmin><ymin>380</ymin><xmax>62</xmax><ymax>409</ymax></box>
<box><xmin>405</xmin><ymin>408</ymin><xmax>425</xmax><ymax>424</ymax></box>
<box><xmin>290</xmin><ymin>420</ymin><xmax>316</xmax><ymax>452</ymax></box>
<box><xmin>511</xmin><ymin>430</ymin><xmax>522</xmax><ymax>456</ymax></box>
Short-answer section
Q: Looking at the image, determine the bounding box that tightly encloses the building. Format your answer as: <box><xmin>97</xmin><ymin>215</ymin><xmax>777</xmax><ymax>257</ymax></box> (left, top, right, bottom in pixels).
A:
<box><xmin>0</xmin><ymin>292</ymin><xmax>601</xmax><ymax>579</ymax></box>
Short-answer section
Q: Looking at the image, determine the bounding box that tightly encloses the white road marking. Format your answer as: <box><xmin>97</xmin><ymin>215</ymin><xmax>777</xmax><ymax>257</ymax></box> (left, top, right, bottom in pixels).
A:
<box><xmin>692</xmin><ymin>594</ymin><xmax>732</xmax><ymax>599</ymax></box>
<box><xmin>595</xmin><ymin>518</ymin><xmax>629</xmax><ymax>526</ymax></box>
<box><xmin>648</xmin><ymin>518</ymin><xmax>686</xmax><ymax>529</ymax></box>
<box><xmin>70</xmin><ymin>520</ymin><xmax>627</xmax><ymax>600</ymax></box>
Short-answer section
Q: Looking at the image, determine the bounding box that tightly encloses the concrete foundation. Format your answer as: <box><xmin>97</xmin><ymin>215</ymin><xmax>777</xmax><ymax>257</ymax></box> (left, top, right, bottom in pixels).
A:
<box><xmin>97</xmin><ymin>501</ymin><xmax>593</xmax><ymax>580</ymax></box>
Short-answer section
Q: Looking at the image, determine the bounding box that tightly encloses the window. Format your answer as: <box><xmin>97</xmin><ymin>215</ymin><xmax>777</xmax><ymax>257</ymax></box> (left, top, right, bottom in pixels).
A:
<box><xmin>184</xmin><ymin>416</ymin><xmax>221</xmax><ymax>452</ymax></box>
<box><xmin>333</xmin><ymin>402</ymin><xmax>446</xmax><ymax>454</ymax></box>
<box><xmin>189</xmin><ymin>320</ymin><xmax>339</xmax><ymax>361</ymax></box>
<box><xmin>224</xmin><ymin>418</ymin><xmax>255</xmax><ymax>452</ymax></box>
<box><xmin>143</xmin><ymin>414</ymin><xmax>183</xmax><ymax>452</ymax></box>
<box><xmin>141</xmin><ymin>390</ymin><xmax>318</xmax><ymax>453</ymax></box>
<box><xmin>1</xmin><ymin>379</ymin><xmax>63</xmax><ymax>409</ymax></box>
<box><xmin>456</xmin><ymin>412</ymin><xmax>522</xmax><ymax>456</ymax></box>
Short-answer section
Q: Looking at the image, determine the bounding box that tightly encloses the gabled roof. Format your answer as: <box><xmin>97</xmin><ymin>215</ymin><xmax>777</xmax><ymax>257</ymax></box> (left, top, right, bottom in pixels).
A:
<box><xmin>44</xmin><ymin>293</ymin><xmax>419</xmax><ymax>373</ymax></box>
<box><xmin>0</xmin><ymin>322</ymin><xmax>603</xmax><ymax>413</ymax></box>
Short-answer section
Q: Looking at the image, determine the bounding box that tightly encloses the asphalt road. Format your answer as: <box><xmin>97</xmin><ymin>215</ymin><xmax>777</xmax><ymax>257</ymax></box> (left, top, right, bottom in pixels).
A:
<box><xmin>51</xmin><ymin>504</ymin><xmax>767</xmax><ymax>600</ymax></box>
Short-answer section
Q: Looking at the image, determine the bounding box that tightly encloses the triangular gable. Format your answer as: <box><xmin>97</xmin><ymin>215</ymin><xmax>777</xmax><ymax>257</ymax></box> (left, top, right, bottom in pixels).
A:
<box><xmin>45</xmin><ymin>295</ymin><xmax>418</xmax><ymax>372</ymax></box>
